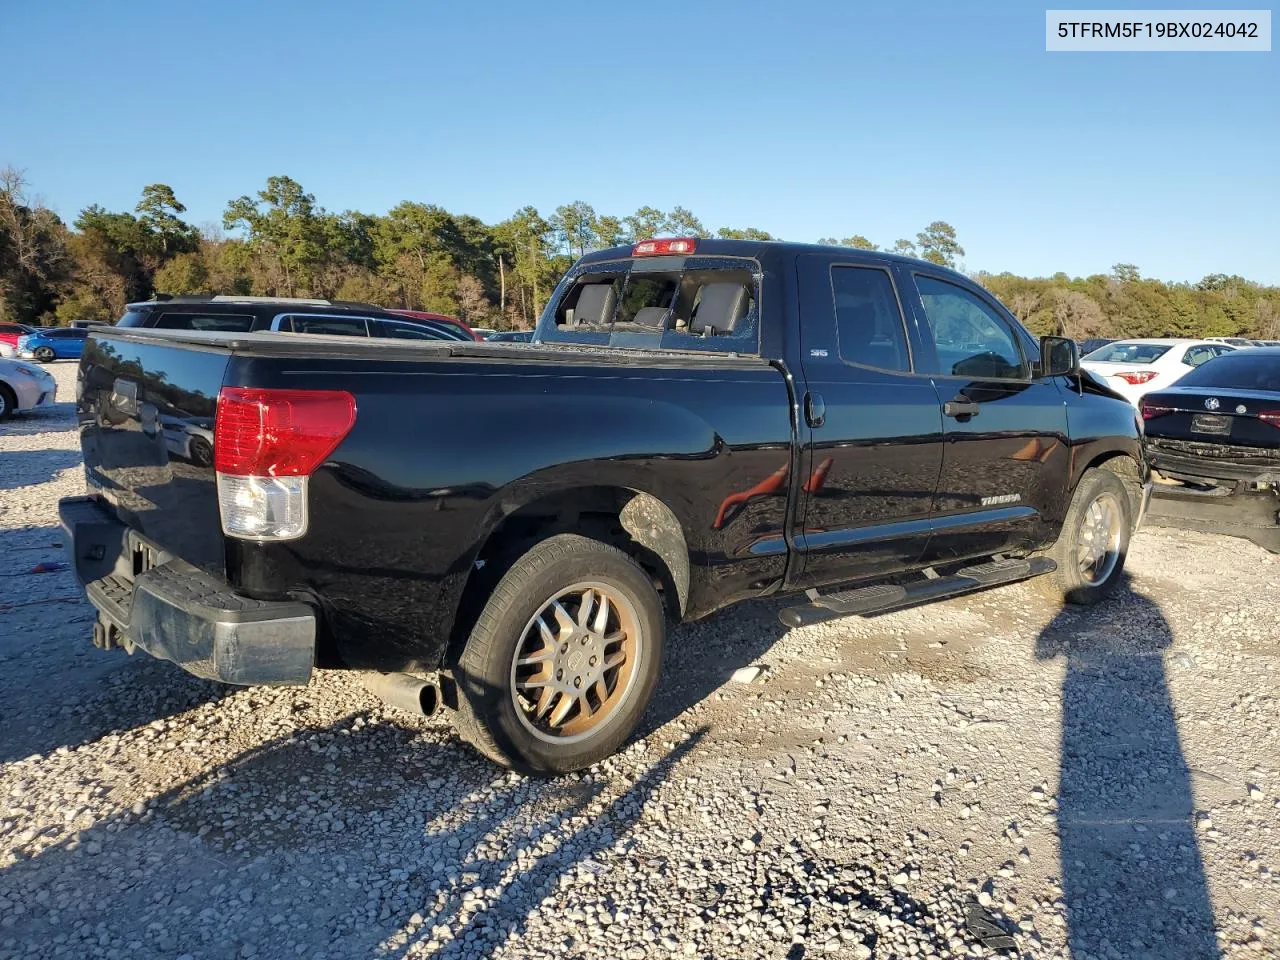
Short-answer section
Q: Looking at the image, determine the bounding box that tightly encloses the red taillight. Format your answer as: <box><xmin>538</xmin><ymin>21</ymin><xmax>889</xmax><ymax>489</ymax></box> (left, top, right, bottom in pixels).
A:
<box><xmin>1116</xmin><ymin>371</ymin><xmax>1159</xmax><ymax>385</ymax></box>
<box><xmin>1140</xmin><ymin>399</ymin><xmax>1174</xmax><ymax>421</ymax></box>
<box><xmin>632</xmin><ymin>237</ymin><xmax>697</xmax><ymax>257</ymax></box>
<box><xmin>214</xmin><ymin>387</ymin><xmax>356</xmax><ymax>477</ymax></box>
<box><xmin>1260</xmin><ymin>410</ymin><xmax>1280</xmax><ymax>429</ymax></box>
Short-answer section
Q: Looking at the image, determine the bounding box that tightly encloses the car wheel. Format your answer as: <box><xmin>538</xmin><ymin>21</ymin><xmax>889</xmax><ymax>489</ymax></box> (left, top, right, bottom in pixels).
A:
<box><xmin>1035</xmin><ymin>468</ymin><xmax>1132</xmax><ymax>605</ymax></box>
<box><xmin>0</xmin><ymin>384</ymin><xmax>15</xmax><ymax>421</ymax></box>
<box><xmin>451</xmin><ymin>533</ymin><xmax>664</xmax><ymax>774</ymax></box>
<box><xmin>188</xmin><ymin>436</ymin><xmax>213</xmax><ymax>467</ymax></box>
<box><xmin>33</xmin><ymin>347</ymin><xmax>55</xmax><ymax>362</ymax></box>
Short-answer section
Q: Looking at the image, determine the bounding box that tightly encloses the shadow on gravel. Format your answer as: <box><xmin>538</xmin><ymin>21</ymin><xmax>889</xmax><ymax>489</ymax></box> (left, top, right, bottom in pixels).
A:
<box><xmin>0</xmin><ymin>711</ymin><xmax>703</xmax><ymax>959</ymax></box>
<box><xmin>0</xmin><ymin>402</ymin><xmax>77</xmax><ymax>437</ymax></box>
<box><xmin>1036</xmin><ymin>576</ymin><xmax>1219</xmax><ymax>959</ymax></box>
<box><xmin>0</xmin><ymin>448</ymin><xmax>83</xmax><ymax>489</ymax></box>
<box><xmin>639</xmin><ymin>598</ymin><xmax>788</xmax><ymax>738</ymax></box>
<box><xmin>0</xmin><ymin>522</ymin><xmax>233</xmax><ymax>765</ymax></box>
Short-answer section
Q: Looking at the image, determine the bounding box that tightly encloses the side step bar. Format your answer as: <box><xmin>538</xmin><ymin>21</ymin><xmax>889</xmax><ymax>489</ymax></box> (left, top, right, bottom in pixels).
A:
<box><xmin>778</xmin><ymin>557</ymin><xmax>1057</xmax><ymax>628</ymax></box>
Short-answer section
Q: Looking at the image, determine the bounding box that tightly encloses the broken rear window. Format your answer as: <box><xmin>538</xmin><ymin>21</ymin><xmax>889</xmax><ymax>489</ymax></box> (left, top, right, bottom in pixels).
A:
<box><xmin>543</xmin><ymin>257</ymin><xmax>760</xmax><ymax>355</ymax></box>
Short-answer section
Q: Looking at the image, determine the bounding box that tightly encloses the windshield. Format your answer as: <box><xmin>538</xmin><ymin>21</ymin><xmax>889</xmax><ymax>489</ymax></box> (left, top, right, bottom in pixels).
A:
<box><xmin>1084</xmin><ymin>342</ymin><xmax>1171</xmax><ymax>364</ymax></box>
<box><xmin>1177</xmin><ymin>351</ymin><xmax>1280</xmax><ymax>392</ymax></box>
<box><xmin>538</xmin><ymin>256</ymin><xmax>761</xmax><ymax>355</ymax></box>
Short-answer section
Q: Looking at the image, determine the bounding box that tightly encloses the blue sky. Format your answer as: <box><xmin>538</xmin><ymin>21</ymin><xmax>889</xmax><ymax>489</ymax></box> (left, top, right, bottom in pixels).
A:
<box><xmin>6</xmin><ymin>1</ymin><xmax>1277</xmax><ymax>282</ymax></box>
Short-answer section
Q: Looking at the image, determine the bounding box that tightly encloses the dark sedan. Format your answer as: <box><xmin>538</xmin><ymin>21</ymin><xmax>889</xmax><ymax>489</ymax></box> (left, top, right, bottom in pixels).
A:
<box><xmin>1141</xmin><ymin>347</ymin><xmax>1280</xmax><ymax>552</ymax></box>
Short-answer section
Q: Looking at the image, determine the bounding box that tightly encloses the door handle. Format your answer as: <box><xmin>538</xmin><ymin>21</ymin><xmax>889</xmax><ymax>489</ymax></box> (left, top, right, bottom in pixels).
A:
<box><xmin>804</xmin><ymin>392</ymin><xmax>825</xmax><ymax>428</ymax></box>
<box><xmin>943</xmin><ymin>398</ymin><xmax>980</xmax><ymax>419</ymax></box>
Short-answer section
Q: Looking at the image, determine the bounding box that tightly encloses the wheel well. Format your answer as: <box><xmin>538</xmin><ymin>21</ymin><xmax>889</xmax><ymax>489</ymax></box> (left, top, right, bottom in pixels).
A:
<box><xmin>443</xmin><ymin>487</ymin><xmax>689</xmax><ymax>666</ymax></box>
<box><xmin>1085</xmin><ymin>452</ymin><xmax>1143</xmax><ymax>524</ymax></box>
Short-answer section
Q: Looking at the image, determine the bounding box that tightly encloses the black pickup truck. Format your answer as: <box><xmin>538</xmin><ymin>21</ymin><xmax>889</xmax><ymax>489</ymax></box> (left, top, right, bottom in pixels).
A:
<box><xmin>60</xmin><ymin>239</ymin><xmax>1150</xmax><ymax>773</ymax></box>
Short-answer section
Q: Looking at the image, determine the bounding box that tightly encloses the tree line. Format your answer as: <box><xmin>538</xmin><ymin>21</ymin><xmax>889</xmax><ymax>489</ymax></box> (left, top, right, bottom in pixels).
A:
<box><xmin>1</xmin><ymin>167</ymin><xmax>1277</xmax><ymax>340</ymax></box>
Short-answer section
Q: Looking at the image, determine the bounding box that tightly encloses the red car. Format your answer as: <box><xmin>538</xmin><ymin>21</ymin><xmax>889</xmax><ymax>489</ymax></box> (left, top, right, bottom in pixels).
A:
<box><xmin>387</xmin><ymin>310</ymin><xmax>482</xmax><ymax>342</ymax></box>
<box><xmin>0</xmin><ymin>323</ymin><xmax>33</xmax><ymax>352</ymax></box>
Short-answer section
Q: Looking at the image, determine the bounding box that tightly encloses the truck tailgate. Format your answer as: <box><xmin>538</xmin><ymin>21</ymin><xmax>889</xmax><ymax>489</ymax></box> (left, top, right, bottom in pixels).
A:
<box><xmin>79</xmin><ymin>332</ymin><xmax>230</xmax><ymax>574</ymax></box>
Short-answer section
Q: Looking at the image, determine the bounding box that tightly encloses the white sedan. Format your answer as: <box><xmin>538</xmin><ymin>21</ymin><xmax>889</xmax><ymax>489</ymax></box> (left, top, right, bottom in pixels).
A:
<box><xmin>1080</xmin><ymin>338</ymin><xmax>1236</xmax><ymax>406</ymax></box>
<box><xmin>0</xmin><ymin>357</ymin><xmax>58</xmax><ymax>421</ymax></box>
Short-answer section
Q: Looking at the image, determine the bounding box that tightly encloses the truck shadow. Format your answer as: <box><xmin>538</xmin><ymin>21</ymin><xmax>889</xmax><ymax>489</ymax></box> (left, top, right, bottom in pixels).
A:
<box><xmin>1034</xmin><ymin>577</ymin><xmax>1220</xmax><ymax>959</ymax></box>
<box><xmin>640</xmin><ymin>596</ymin><xmax>789</xmax><ymax>737</ymax></box>
<box><xmin>0</xmin><ymin>711</ymin><xmax>704</xmax><ymax>959</ymax></box>
<box><xmin>0</xmin><ymin>448</ymin><xmax>84</xmax><ymax>489</ymax></box>
<box><xmin>0</xmin><ymin>522</ymin><xmax>232</xmax><ymax>765</ymax></box>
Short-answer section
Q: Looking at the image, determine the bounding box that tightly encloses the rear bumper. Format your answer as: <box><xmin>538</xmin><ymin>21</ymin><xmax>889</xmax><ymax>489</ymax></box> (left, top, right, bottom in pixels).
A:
<box><xmin>58</xmin><ymin>495</ymin><xmax>315</xmax><ymax>685</ymax></box>
<box><xmin>1146</xmin><ymin>482</ymin><xmax>1280</xmax><ymax>554</ymax></box>
<box><xmin>1146</xmin><ymin>440</ymin><xmax>1280</xmax><ymax>485</ymax></box>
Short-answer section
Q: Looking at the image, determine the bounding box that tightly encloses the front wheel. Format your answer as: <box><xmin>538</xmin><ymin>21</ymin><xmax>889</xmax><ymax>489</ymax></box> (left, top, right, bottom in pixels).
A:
<box><xmin>1035</xmin><ymin>468</ymin><xmax>1133</xmax><ymax>605</ymax></box>
<box><xmin>33</xmin><ymin>346</ymin><xmax>55</xmax><ymax>363</ymax></box>
<box><xmin>0</xmin><ymin>384</ymin><xmax>15</xmax><ymax>421</ymax></box>
<box><xmin>450</xmin><ymin>533</ymin><xmax>665</xmax><ymax>774</ymax></box>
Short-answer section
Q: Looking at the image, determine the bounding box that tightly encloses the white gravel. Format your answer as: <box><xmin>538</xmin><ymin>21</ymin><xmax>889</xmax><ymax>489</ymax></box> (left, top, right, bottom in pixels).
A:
<box><xmin>2</xmin><ymin>360</ymin><xmax>1279</xmax><ymax>959</ymax></box>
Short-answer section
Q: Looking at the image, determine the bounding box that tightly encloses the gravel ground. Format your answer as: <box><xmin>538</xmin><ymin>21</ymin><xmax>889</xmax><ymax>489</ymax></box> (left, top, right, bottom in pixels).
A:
<box><xmin>2</xmin><ymin>360</ymin><xmax>1278</xmax><ymax>960</ymax></box>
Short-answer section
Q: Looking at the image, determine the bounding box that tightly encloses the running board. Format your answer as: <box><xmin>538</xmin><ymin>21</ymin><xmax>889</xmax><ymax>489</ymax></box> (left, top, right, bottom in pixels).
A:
<box><xmin>778</xmin><ymin>557</ymin><xmax>1057</xmax><ymax>628</ymax></box>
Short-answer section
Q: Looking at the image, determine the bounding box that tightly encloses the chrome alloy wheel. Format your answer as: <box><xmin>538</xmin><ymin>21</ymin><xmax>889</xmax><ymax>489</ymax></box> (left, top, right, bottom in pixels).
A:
<box><xmin>1078</xmin><ymin>491</ymin><xmax>1123</xmax><ymax>585</ymax></box>
<box><xmin>510</xmin><ymin>582</ymin><xmax>641</xmax><ymax>744</ymax></box>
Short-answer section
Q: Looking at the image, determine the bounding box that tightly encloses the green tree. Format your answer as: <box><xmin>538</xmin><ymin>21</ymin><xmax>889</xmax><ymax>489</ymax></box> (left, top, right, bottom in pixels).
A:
<box><xmin>550</xmin><ymin>201</ymin><xmax>597</xmax><ymax>258</ymax></box>
<box><xmin>892</xmin><ymin>238</ymin><xmax>918</xmax><ymax>258</ymax></box>
<box><xmin>136</xmin><ymin>184</ymin><xmax>196</xmax><ymax>255</ymax></box>
<box><xmin>666</xmin><ymin>206</ymin><xmax>707</xmax><ymax>238</ymax></box>
<box><xmin>717</xmin><ymin>227</ymin><xmax>774</xmax><ymax>240</ymax></box>
<box><xmin>223</xmin><ymin>176</ymin><xmax>328</xmax><ymax>296</ymax></box>
<box><xmin>623</xmin><ymin>206</ymin><xmax>667</xmax><ymax>242</ymax></box>
<box><xmin>1111</xmin><ymin>263</ymin><xmax>1140</xmax><ymax>283</ymax></box>
<box><xmin>593</xmin><ymin>214</ymin><xmax>626</xmax><ymax>248</ymax></box>
<box><xmin>817</xmin><ymin>235</ymin><xmax>876</xmax><ymax>249</ymax></box>
<box><xmin>916</xmin><ymin>221</ymin><xmax>964</xmax><ymax>267</ymax></box>
<box><xmin>153</xmin><ymin>252</ymin><xmax>209</xmax><ymax>295</ymax></box>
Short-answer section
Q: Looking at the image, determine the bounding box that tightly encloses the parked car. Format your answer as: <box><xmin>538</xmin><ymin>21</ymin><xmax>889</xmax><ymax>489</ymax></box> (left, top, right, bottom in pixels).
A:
<box><xmin>387</xmin><ymin>309</ymin><xmax>481</xmax><ymax>341</ymax></box>
<box><xmin>470</xmin><ymin>327</ymin><xmax>497</xmax><ymax>339</ymax></box>
<box><xmin>1078</xmin><ymin>337</ymin><xmax>1115</xmax><ymax>356</ymax></box>
<box><xmin>486</xmin><ymin>330</ymin><xmax>535</xmax><ymax>343</ymax></box>
<box><xmin>0</xmin><ymin>356</ymin><xmax>58</xmax><ymax>420</ymax></box>
<box><xmin>1141</xmin><ymin>347</ymin><xmax>1280</xmax><ymax>553</ymax></box>
<box><xmin>17</xmin><ymin>326</ymin><xmax>89</xmax><ymax>362</ymax></box>
<box><xmin>116</xmin><ymin>295</ymin><xmax>471</xmax><ymax>343</ymax></box>
<box><xmin>0</xmin><ymin>322</ymin><xmax>34</xmax><ymax>354</ymax></box>
<box><xmin>1081</xmin><ymin>338</ymin><xmax>1235</xmax><ymax>406</ymax></box>
<box><xmin>61</xmin><ymin>238</ymin><xmax>1148</xmax><ymax>773</ymax></box>
<box><xmin>1206</xmin><ymin>337</ymin><xmax>1257</xmax><ymax>348</ymax></box>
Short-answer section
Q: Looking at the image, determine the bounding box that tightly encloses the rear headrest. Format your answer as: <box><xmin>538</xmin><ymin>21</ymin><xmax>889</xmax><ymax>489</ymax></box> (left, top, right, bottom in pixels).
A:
<box><xmin>572</xmin><ymin>284</ymin><xmax>616</xmax><ymax>327</ymax></box>
<box><xmin>691</xmin><ymin>282</ymin><xmax>750</xmax><ymax>335</ymax></box>
<box><xmin>632</xmin><ymin>307</ymin><xmax>670</xmax><ymax>329</ymax></box>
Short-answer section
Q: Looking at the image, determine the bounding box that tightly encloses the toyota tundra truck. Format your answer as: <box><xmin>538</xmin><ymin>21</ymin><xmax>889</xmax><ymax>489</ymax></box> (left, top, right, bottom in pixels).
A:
<box><xmin>60</xmin><ymin>239</ymin><xmax>1150</xmax><ymax>773</ymax></box>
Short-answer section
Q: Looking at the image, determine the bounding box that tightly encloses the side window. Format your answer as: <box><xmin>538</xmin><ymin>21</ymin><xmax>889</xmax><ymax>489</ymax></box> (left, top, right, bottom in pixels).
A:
<box><xmin>380</xmin><ymin>320</ymin><xmax>449</xmax><ymax>341</ymax></box>
<box><xmin>1211</xmin><ymin>345</ymin><xmax>1234</xmax><ymax>358</ymax></box>
<box><xmin>281</xmin><ymin>316</ymin><xmax>370</xmax><ymax>337</ymax></box>
<box><xmin>1182</xmin><ymin>345</ymin><xmax>1214</xmax><ymax>366</ymax></box>
<box><xmin>914</xmin><ymin>275</ymin><xmax>1028</xmax><ymax>380</ymax></box>
<box><xmin>154</xmin><ymin>312</ymin><xmax>254</xmax><ymax>332</ymax></box>
<box><xmin>830</xmin><ymin>266</ymin><xmax>910</xmax><ymax>372</ymax></box>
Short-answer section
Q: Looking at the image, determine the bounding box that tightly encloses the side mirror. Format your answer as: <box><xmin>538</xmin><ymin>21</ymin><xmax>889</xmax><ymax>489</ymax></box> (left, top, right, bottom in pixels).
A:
<box><xmin>1039</xmin><ymin>335</ymin><xmax>1079</xmax><ymax>378</ymax></box>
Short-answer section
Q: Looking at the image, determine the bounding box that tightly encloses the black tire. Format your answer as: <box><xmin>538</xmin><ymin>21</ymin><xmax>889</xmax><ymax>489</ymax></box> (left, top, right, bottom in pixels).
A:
<box><xmin>1035</xmin><ymin>468</ymin><xmax>1132</xmax><ymax>605</ymax></box>
<box><xmin>188</xmin><ymin>435</ymin><xmax>213</xmax><ymax>467</ymax></box>
<box><xmin>450</xmin><ymin>533</ymin><xmax>665</xmax><ymax>774</ymax></box>
<box><xmin>33</xmin><ymin>347</ymin><xmax>55</xmax><ymax>363</ymax></box>
<box><xmin>0</xmin><ymin>384</ymin><xmax>15</xmax><ymax>421</ymax></box>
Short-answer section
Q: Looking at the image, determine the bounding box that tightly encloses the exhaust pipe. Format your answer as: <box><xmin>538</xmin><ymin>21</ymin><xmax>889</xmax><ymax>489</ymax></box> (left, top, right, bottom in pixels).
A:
<box><xmin>359</xmin><ymin>672</ymin><xmax>441</xmax><ymax>717</ymax></box>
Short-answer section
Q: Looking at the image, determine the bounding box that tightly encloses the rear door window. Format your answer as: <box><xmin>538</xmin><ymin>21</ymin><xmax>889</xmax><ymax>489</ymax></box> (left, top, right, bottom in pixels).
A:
<box><xmin>1182</xmin><ymin>345</ymin><xmax>1216</xmax><ymax>367</ymax></box>
<box><xmin>154</xmin><ymin>312</ymin><xmax>255</xmax><ymax>332</ymax></box>
<box><xmin>1086</xmin><ymin>342</ymin><xmax>1171</xmax><ymax>364</ymax></box>
<box><xmin>831</xmin><ymin>266</ymin><xmax>910</xmax><ymax>372</ymax></box>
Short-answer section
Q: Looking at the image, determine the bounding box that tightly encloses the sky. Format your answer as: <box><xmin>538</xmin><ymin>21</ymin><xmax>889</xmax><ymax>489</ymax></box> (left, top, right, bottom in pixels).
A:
<box><xmin>5</xmin><ymin>0</ymin><xmax>1278</xmax><ymax>283</ymax></box>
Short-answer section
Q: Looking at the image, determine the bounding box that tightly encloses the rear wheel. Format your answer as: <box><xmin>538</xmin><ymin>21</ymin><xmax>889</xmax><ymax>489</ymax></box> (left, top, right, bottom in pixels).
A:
<box><xmin>33</xmin><ymin>346</ymin><xmax>55</xmax><ymax>362</ymax></box>
<box><xmin>0</xmin><ymin>384</ymin><xmax>15</xmax><ymax>421</ymax></box>
<box><xmin>1035</xmin><ymin>468</ymin><xmax>1132</xmax><ymax>605</ymax></box>
<box><xmin>188</xmin><ymin>436</ymin><xmax>213</xmax><ymax>467</ymax></box>
<box><xmin>450</xmin><ymin>534</ymin><xmax>664</xmax><ymax>774</ymax></box>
